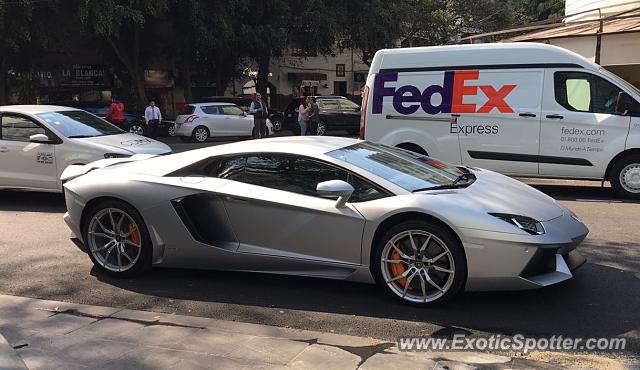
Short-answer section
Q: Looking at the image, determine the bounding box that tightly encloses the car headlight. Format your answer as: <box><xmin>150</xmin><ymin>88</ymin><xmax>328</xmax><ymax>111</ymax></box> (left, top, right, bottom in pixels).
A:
<box><xmin>489</xmin><ymin>213</ymin><xmax>546</xmax><ymax>235</ymax></box>
<box><xmin>104</xmin><ymin>153</ymin><xmax>131</xmax><ymax>159</ymax></box>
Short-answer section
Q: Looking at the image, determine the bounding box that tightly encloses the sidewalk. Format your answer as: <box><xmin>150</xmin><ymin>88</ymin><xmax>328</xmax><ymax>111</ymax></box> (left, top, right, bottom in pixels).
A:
<box><xmin>0</xmin><ymin>294</ymin><xmax>564</xmax><ymax>369</ymax></box>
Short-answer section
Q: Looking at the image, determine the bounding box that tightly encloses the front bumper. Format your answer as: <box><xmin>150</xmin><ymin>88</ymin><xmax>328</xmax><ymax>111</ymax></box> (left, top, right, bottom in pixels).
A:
<box><xmin>462</xmin><ymin>211</ymin><xmax>589</xmax><ymax>291</ymax></box>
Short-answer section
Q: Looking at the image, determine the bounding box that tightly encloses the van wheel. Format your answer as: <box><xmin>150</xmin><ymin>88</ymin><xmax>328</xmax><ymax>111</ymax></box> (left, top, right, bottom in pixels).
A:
<box><xmin>610</xmin><ymin>155</ymin><xmax>640</xmax><ymax>199</ymax></box>
<box><xmin>396</xmin><ymin>143</ymin><xmax>428</xmax><ymax>156</ymax></box>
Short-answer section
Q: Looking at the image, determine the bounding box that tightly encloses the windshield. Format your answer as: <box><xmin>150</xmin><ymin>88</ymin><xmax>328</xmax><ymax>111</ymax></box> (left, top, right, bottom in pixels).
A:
<box><xmin>326</xmin><ymin>142</ymin><xmax>463</xmax><ymax>191</ymax></box>
<box><xmin>600</xmin><ymin>68</ymin><xmax>640</xmax><ymax>97</ymax></box>
<box><xmin>38</xmin><ymin>110</ymin><xmax>123</xmax><ymax>138</ymax></box>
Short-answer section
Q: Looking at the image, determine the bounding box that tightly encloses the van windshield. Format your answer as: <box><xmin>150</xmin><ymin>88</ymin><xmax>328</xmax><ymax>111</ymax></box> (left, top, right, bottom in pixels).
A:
<box><xmin>600</xmin><ymin>68</ymin><xmax>640</xmax><ymax>97</ymax></box>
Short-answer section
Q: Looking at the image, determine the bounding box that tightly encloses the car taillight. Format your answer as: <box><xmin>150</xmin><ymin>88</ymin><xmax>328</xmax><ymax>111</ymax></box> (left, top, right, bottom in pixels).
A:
<box><xmin>359</xmin><ymin>85</ymin><xmax>370</xmax><ymax>139</ymax></box>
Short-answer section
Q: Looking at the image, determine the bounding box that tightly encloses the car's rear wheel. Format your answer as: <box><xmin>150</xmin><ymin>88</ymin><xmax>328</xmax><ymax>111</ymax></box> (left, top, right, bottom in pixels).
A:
<box><xmin>372</xmin><ymin>220</ymin><xmax>466</xmax><ymax>306</ymax></box>
<box><xmin>271</xmin><ymin>118</ymin><xmax>283</xmax><ymax>132</ymax></box>
<box><xmin>83</xmin><ymin>200</ymin><xmax>152</xmax><ymax>277</ymax></box>
<box><xmin>610</xmin><ymin>155</ymin><xmax>640</xmax><ymax>199</ymax></box>
<box><xmin>129</xmin><ymin>122</ymin><xmax>146</xmax><ymax>136</ymax></box>
<box><xmin>167</xmin><ymin>124</ymin><xmax>176</xmax><ymax>137</ymax></box>
<box><xmin>192</xmin><ymin>126</ymin><xmax>210</xmax><ymax>143</ymax></box>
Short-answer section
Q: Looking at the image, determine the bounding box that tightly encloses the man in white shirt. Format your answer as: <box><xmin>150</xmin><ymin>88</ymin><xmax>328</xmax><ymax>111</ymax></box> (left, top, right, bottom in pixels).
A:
<box><xmin>144</xmin><ymin>99</ymin><xmax>162</xmax><ymax>139</ymax></box>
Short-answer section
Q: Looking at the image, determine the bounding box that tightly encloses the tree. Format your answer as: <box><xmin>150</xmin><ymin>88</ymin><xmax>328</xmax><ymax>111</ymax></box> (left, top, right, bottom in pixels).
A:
<box><xmin>0</xmin><ymin>0</ymin><xmax>34</xmax><ymax>104</ymax></box>
<box><xmin>78</xmin><ymin>0</ymin><xmax>168</xmax><ymax>106</ymax></box>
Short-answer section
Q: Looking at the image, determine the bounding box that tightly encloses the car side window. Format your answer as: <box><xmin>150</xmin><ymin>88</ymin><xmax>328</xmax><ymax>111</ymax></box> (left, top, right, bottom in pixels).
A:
<box><xmin>554</xmin><ymin>72</ymin><xmax>622</xmax><ymax>114</ymax></box>
<box><xmin>216</xmin><ymin>157</ymin><xmax>246</xmax><ymax>181</ymax></box>
<box><xmin>239</xmin><ymin>154</ymin><xmax>387</xmax><ymax>202</ymax></box>
<box><xmin>318</xmin><ymin>100</ymin><xmax>340</xmax><ymax>110</ymax></box>
<box><xmin>1</xmin><ymin>114</ymin><xmax>46</xmax><ymax>142</ymax></box>
<box><xmin>221</xmin><ymin>105</ymin><xmax>244</xmax><ymax>116</ymax></box>
<box><xmin>201</xmin><ymin>106</ymin><xmax>221</xmax><ymax>115</ymax></box>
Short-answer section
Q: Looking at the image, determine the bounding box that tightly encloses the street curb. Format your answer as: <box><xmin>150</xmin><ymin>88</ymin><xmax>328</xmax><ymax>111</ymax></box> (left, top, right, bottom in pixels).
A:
<box><xmin>0</xmin><ymin>332</ymin><xmax>27</xmax><ymax>370</ymax></box>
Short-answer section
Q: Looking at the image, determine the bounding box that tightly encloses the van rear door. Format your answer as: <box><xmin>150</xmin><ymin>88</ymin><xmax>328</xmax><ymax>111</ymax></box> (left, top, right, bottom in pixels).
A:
<box><xmin>539</xmin><ymin>70</ymin><xmax>630</xmax><ymax>178</ymax></box>
<box><xmin>457</xmin><ymin>69</ymin><xmax>543</xmax><ymax>175</ymax></box>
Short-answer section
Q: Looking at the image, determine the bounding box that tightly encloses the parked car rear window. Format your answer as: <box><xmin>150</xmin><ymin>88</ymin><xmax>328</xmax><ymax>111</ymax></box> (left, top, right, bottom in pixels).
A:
<box><xmin>318</xmin><ymin>100</ymin><xmax>340</xmax><ymax>110</ymax></box>
<box><xmin>181</xmin><ymin>105</ymin><xmax>196</xmax><ymax>115</ymax></box>
<box><xmin>339</xmin><ymin>99</ymin><xmax>359</xmax><ymax>110</ymax></box>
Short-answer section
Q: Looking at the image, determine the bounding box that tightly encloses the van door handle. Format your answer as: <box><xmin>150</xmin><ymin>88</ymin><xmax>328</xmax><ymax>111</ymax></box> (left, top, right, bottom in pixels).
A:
<box><xmin>519</xmin><ymin>112</ymin><xmax>537</xmax><ymax>118</ymax></box>
<box><xmin>546</xmin><ymin>114</ymin><xmax>564</xmax><ymax>119</ymax></box>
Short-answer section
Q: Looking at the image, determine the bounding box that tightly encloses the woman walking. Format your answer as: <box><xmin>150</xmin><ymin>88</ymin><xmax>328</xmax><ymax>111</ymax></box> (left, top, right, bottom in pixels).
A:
<box><xmin>298</xmin><ymin>97</ymin><xmax>310</xmax><ymax>136</ymax></box>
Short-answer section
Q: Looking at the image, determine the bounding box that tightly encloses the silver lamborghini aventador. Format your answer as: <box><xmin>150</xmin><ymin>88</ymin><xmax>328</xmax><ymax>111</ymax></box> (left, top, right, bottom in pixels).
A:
<box><xmin>62</xmin><ymin>137</ymin><xmax>588</xmax><ymax>305</ymax></box>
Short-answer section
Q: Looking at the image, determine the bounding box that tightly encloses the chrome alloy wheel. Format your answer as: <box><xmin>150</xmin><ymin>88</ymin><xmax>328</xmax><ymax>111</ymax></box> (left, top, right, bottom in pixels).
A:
<box><xmin>129</xmin><ymin>124</ymin><xmax>145</xmax><ymax>136</ymax></box>
<box><xmin>87</xmin><ymin>208</ymin><xmax>142</xmax><ymax>272</ymax></box>
<box><xmin>316</xmin><ymin>121</ymin><xmax>326</xmax><ymax>136</ymax></box>
<box><xmin>167</xmin><ymin>124</ymin><xmax>176</xmax><ymax>136</ymax></box>
<box><xmin>194</xmin><ymin>127</ymin><xmax>209</xmax><ymax>142</ymax></box>
<box><xmin>620</xmin><ymin>163</ymin><xmax>640</xmax><ymax>193</ymax></box>
<box><xmin>381</xmin><ymin>230</ymin><xmax>455</xmax><ymax>303</ymax></box>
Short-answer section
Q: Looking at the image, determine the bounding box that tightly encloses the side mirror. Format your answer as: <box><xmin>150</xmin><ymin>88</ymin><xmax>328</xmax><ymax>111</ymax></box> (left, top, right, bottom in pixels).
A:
<box><xmin>316</xmin><ymin>180</ymin><xmax>354</xmax><ymax>208</ymax></box>
<box><xmin>29</xmin><ymin>134</ymin><xmax>52</xmax><ymax>144</ymax></box>
<box><xmin>615</xmin><ymin>92</ymin><xmax>633</xmax><ymax>115</ymax></box>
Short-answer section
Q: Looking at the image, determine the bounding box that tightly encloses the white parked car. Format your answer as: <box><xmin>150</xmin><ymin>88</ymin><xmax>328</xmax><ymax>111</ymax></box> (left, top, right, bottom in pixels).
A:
<box><xmin>175</xmin><ymin>103</ymin><xmax>273</xmax><ymax>143</ymax></box>
<box><xmin>0</xmin><ymin>105</ymin><xmax>172</xmax><ymax>192</ymax></box>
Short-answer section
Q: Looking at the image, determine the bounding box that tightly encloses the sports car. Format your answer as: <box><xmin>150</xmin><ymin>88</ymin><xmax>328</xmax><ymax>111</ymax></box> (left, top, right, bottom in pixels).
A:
<box><xmin>62</xmin><ymin>137</ymin><xmax>588</xmax><ymax>305</ymax></box>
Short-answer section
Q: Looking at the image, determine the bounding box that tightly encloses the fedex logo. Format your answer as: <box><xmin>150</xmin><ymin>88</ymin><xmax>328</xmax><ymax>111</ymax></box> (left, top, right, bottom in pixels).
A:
<box><xmin>372</xmin><ymin>71</ymin><xmax>516</xmax><ymax>115</ymax></box>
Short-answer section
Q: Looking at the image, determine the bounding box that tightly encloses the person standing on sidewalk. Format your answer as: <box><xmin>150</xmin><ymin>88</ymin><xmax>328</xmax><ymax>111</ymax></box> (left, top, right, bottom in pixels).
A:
<box><xmin>308</xmin><ymin>97</ymin><xmax>320</xmax><ymax>135</ymax></box>
<box><xmin>105</xmin><ymin>96</ymin><xmax>125</xmax><ymax>128</ymax></box>
<box><xmin>144</xmin><ymin>99</ymin><xmax>162</xmax><ymax>139</ymax></box>
<box><xmin>298</xmin><ymin>97</ymin><xmax>310</xmax><ymax>136</ymax></box>
<box><xmin>249</xmin><ymin>92</ymin><xmax>268</xmax><ymax>139</ymax></box>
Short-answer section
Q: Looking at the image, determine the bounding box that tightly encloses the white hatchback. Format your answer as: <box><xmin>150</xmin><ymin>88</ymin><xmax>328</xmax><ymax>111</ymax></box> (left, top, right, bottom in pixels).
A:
<box><xmin>175</xmin><ymin>102</ymin><xmax>273</xmax><ymax>143</ymax></box>
<box><xmin>0</xmin><ymin>105</ymin><xmax>172</xmax><ymax>192</ymax></box>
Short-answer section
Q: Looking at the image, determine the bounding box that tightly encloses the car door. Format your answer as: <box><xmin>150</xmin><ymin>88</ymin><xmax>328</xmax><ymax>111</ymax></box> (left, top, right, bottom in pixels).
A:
<box><xmin>220</xmin><ymin>105</ymin><xmax>252</xmax><ymax>136</ymax></box>
<box><xmin>198</xmin><ymin>105</ymin><xmax>229</xmax><ymax>136</ymax></box>
<box><xmin>318</xmin><ymin>99</ymin><xmax>341</xmax><ymax>126</ymax></box>
<box><xmin>0</xmin><ymin>113</ymin><xmax>59</xmax><ymax>190</ymax></box>
<box><xmin>539</xmin><ymin>70</ymin><xmax>630</xmax><ymax>178</ymax></box>
<box><xmin>457</xmin><ymin>69</ymin><xmax>543</xmax><ymax>175</ymax></box>
<box><xmin>217</xmin><ymin>154</ymin><xmax>366</xmax><ymax>265</ymax></box>
<box><xmin>337</xmin><ymin>99</ymin><xmax>361</xmax><ymax>128</ymax></box>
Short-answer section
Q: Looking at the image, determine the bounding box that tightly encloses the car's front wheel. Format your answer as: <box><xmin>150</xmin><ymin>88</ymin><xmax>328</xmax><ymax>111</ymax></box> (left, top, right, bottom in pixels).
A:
<box><xmin>610</xmin><ymin>154</ymin><xmax>640</xmax><ymax>199</ymax></box>
<box><xmin>83</xmin><ymin>200</ymin><xmax>152</xmax><ymax>277</ymax></box>
<box><xmin>372</xmin><ymin>220</ymin><xmax>466</xmax><ymax>306</ymax></box>
<box><xmin>192</xmin><ymin>126</ymin><xmax>210</xmax><ymax>143</ymax></box>
<box><xmin>167</xmin><ymin>124</ymin><xmax>176</xmax><ymax>137</ymax></box>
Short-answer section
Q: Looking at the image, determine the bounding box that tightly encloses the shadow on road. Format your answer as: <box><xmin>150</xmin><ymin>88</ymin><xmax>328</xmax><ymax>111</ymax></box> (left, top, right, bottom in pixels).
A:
<box><xmin>0</xmin><ymin>191</ymin><xmax>65</xmax><ymax>213</ymax></box>
<box><xmin>92</xmin><ymin>253</ymin><xmax>639</xmax><ymax>351</ymax></box>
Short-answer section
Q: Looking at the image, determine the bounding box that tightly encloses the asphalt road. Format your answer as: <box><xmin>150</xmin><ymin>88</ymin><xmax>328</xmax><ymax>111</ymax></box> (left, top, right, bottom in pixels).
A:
<box><xmin>0</xmin><ymin>137</ymin><xmax>638</xmax><ymax>357</ymax></box>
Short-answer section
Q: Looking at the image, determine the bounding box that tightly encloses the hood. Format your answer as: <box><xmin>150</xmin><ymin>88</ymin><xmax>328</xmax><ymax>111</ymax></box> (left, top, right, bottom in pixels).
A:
<box><xmin>77</xmin><ymin>133</ymin><xmax>172</xmax><ymax>155</ymax></box>
<box><xmin>419</xmin><ymin>169</ymin><xmax>564</xmax><ymax>222</ymax></box>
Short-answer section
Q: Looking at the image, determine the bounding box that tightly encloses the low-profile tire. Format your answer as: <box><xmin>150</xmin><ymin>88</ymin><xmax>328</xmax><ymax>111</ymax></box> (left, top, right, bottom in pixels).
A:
<box><xmin>192</xmin><ymin>126</ymin><xmax>210</xmax><ymax>143</ymax></box>
<box><xmin>610</xmin><ymin>155</ymin><xmax>640</xmax><ymax>199</ymax></box>
<box><xmin>371</xmin><ymin>220</ymin><xmax>466</xmax><ymax>306</ymax></box>
<box><xmin>82</xmin><ymin>200</ymin><xmax>152</xmax><ymax>278</ymax></box>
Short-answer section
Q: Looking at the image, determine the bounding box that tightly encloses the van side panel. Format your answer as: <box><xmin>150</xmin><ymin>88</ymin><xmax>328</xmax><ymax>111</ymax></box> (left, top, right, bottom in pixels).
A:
<box><xmin>539</xmin><ymin>69</ymin><xmax>630</xmax><ymax>178</ymax></box>
<box><xmin>456</xmin><ymin>69</ymin><xmax>543</xmax><ymax>175</ymax></box>
<box><xmin>364</xmin><ymin>71</ymin><xmax>462</xmax><ymax>164</ymax></box>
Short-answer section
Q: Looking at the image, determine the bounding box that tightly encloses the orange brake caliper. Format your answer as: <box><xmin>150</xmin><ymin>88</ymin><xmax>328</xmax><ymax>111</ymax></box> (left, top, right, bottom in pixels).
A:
<box><xmin>390</xmin><ymin>250</ymin><xmax>407</xmax><ymax>287</ymax></box>
<box><xmin>129</xmin><ymin>223</ymin><xmax>141</xmax><ymax>245</ymax></box>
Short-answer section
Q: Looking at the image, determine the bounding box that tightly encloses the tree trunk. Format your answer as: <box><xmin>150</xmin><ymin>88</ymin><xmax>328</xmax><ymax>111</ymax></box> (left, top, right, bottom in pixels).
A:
<box><xmin>0</xmin><ymin>56</ymin><xmax>6</xmax><ymax>105</ymax></box>
<box><xmin>255</xmin><ymin>54</ymin><xmax>270</xmax><ymax>97</ymax></box>
<box><xmin>179</xmin><ymin>62</ymin><xmax>193</xmax><ymax>103</ymax></box>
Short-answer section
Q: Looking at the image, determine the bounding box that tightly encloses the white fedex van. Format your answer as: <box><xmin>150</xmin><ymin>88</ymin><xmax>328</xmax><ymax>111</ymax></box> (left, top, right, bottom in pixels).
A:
<box><xmin>361</xmin><ymin>43</ymin><xmax>640</xmax><ymax>198</ymax></box>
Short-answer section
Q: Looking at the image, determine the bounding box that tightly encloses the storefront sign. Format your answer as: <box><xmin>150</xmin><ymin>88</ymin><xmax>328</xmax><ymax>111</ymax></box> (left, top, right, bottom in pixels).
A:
<box><xmin>301</xmin><ymin>80</ymin><xmax>320</xmax><ymax>87</ymax></box>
